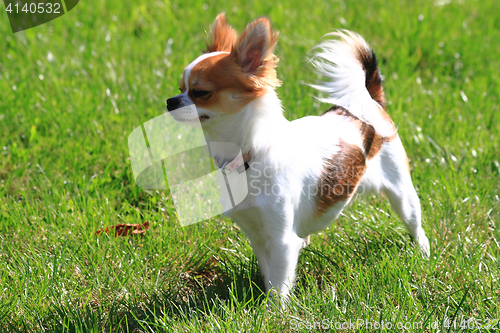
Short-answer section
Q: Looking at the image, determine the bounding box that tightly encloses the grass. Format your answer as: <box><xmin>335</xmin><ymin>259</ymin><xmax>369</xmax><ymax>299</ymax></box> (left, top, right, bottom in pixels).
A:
<box><xmin>0</xmin><ymin>0</ymin><xmax>499</xmax><ymax>331</ymax></box>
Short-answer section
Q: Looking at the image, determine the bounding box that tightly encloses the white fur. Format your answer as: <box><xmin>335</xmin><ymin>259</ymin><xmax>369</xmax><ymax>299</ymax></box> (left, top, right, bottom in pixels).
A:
<box><xmin>171</xmin><ymin>52</ymin><xmax>231</xmax><ymax>117</ymax></box>
<box><xmin>173</xmin><ymin>31</ymin><xmax>430</xmax><ymax>302</ymax></box>
<box><xmin>184</xmin><ymin>51</ymin><xmax>230</xmax><ymax>88</ymax></box>
<box><xmin>309</xmin><ymin>32</ymin><xmax>396</xmax><ymax>138</ymax></box>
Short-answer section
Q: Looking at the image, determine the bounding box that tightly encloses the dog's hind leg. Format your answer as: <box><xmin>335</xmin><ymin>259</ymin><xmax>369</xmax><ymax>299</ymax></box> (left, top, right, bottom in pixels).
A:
<box><xmin>378</xmin><ymin>136</ymin><xmax>430</xmax><ymax>258</ymax></box>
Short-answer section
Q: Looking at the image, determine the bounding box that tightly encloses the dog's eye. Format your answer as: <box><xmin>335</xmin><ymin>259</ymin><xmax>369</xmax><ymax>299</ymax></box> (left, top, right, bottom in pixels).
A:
<box><xmin>192</xmin><ymin>90</ymin><xmax>211</xmax><ymax>99</ymax></box>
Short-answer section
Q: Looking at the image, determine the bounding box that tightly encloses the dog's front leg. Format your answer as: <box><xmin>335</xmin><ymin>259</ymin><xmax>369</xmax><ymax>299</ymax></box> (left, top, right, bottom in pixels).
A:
<box><xmin>232</xmin><ymin>204</ymin><xmax>306</xmax><ymax>303</ymax></box>
<box><xmin>262</xmin><ymin>231</ymin><xmax>305</xmax><ymax>301</ymax></box>
<box><xmin>243</xmin><ymin>227</ymin><xmax>304</xmax><ymax>299</ymax></box>
<box><xmin>241</xmin><ymin>222</ymin><xmax>304</xmax><ymax>302</ymax></box>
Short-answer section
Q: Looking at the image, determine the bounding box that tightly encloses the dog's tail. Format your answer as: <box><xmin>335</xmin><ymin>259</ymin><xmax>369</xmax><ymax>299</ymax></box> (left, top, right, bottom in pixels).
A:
<box><xmin>309</xmin><ymin>30</ymin><xmax>395</xmax><ymax>138</ymax></box>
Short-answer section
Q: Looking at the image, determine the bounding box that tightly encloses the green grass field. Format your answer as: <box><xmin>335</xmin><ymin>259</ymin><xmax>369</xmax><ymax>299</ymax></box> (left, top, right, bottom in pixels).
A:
<box><xmin>1</xmin><ymin>0</ymin><xmax>499</xmax><ymax>331</ymax></box>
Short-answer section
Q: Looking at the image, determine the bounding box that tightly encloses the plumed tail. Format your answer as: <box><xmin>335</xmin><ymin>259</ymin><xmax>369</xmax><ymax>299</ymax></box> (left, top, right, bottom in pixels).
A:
<box><xmin>309</xmin><ymin>30</ymin><xmax>395</xmax><ymax>138</ymax></box>
<box><xmin>357</xmin><ymin>46</ymin><xmax>386</xmax><ymax>109</ymax></box>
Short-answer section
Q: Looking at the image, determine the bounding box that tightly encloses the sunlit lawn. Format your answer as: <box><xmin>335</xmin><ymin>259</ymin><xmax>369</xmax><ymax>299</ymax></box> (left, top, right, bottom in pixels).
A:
<box><xmin>0</xmin><ymin>0</ymin><xmax>499</xmax><ymax>331</ymax></box>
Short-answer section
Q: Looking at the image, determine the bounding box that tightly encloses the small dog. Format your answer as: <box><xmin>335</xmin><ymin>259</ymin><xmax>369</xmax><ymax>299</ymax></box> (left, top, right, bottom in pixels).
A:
<box><xmin>166</xmin><ymin>14</ymin><xmax>430</xmax><ymax>300</ymax></box>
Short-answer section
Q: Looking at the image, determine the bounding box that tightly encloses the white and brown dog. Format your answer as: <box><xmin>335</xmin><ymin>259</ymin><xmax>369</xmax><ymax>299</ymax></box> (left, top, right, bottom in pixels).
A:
<box><xmin>166</xmin><ymin>14</ymin><xmax>430</xmax><ymax>300</ymax></box>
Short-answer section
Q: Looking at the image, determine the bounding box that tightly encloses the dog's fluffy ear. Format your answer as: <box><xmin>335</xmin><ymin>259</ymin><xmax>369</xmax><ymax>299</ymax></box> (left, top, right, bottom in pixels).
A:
<box><xmin>206</xmin><ymin>13</ymin><xmax>237</xmax><ymax>53</ymax></box>
<box><xmin>233</xmin><ymin>17</ymin><xmax>278</xmax><ymax>74</ymax></box>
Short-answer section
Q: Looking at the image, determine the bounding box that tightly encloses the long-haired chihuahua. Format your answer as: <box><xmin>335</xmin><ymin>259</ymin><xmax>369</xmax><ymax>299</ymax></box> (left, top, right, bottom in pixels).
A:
<box><xmin>166</xmin><ymin>13</ymin><xmax>430</xmax><ymax>301</ymax></box>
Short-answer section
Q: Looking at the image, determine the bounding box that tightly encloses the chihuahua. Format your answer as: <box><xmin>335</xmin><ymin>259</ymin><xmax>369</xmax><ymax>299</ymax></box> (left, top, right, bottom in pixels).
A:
<box><xmin>166</xmin><ymin>13</ymin><xmax>430</xmax><ymax>300</ymax></box>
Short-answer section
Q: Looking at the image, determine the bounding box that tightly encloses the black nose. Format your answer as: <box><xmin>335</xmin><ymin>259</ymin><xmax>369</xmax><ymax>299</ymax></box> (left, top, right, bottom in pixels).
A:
<box><xmin>166</xmin><ymin>97</ymin><xmax>181</xmax><ymax>111</ymax></box>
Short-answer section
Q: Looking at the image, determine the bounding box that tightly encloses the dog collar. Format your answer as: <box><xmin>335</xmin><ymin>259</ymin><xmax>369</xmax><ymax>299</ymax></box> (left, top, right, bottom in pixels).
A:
<box><xmin>217</xmin><ymin>151</ymin><xmax>251</xmax><ymax>175</ymax></box>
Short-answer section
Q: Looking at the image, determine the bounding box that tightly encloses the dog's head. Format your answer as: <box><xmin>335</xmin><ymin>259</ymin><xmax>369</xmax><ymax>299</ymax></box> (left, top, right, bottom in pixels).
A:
<box><xmin>166</xmin><ymin>13</ymin><xmax>280</xmax><ymax>126</ymax></box>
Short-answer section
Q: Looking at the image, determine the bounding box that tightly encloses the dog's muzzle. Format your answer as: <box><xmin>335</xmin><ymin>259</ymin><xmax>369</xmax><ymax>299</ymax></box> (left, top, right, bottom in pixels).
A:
<box><xmin>166</xmin><ymin>96</ymin><xmax>182</xmax><ymax>111</ymax></box>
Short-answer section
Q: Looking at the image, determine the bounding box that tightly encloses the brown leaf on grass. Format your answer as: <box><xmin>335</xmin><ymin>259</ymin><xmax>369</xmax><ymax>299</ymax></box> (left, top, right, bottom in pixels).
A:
<box><xmin>95</xmin><ymin>221</ymin><xmax>149</xmax><ymax>237</ymax></box>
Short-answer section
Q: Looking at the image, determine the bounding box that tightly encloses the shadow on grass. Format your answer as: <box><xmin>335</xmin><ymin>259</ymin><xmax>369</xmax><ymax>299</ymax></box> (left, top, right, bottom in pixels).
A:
<box><xmin>31</xmin><ymin>254</ymin><xmax>267</xmax><ymax>332</ymax></box>
<box><xmin>6</xmin><ymin>229</ymin><xmax>420</xmax><ymax>332</ymax></box>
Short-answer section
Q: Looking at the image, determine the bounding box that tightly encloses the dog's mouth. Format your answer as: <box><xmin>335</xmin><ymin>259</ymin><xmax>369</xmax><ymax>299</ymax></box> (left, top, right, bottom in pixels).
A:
<box><xmin>167</xmin><ymin>105</ymin><xmax>212</xmax><ymax>123</ymax></box>
<box><xmin>170</xmin><ymin>113</ymin><xmax>210</xmax><ymax>123</ymax></box>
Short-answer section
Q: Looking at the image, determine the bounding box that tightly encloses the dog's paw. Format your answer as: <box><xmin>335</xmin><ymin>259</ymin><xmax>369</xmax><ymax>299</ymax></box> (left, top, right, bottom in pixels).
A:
<box><xmin>302</xmin><ymin>235</ymin><xmax>311</xmax><ymax>248</ymax></box>
<box><xmin>417</xmin><ymin>232</ymin><xmax>430</xmax><ymax>259</ymax></box>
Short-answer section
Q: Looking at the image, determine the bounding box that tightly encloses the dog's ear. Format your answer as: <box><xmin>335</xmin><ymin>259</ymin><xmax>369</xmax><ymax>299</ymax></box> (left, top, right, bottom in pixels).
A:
<box><xmin>233</xmin><ymin>17</ymin><xmax>278</xmax><ymax>74</ymax></box>
<box><xmin>206</xmin><ymin>13</ymin><xmax>237</xmax><ymax>53</ymax></box>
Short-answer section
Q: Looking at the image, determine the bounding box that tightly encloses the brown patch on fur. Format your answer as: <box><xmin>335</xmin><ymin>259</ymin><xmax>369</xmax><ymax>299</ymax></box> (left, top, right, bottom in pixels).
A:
<box><xmin>355</xmin><ymin>42</ymin><xmax>398</xmax><ymax>144</ymax></box>
<box><xmin>320</xmin><ymin>32</ymin><xmax>398</xmax><ymax>143</ymax></box>
<box><xmin>377</xmin><ymin>106</ymin><xmax>397</xmax><ymax>141</ymax></box>
<box><xmin>321</xmin><ymin>105</ymin><xmax>351</xmax><ymax>118</ymax></box>
<box><xmin>352</xmin><ymin>39</ymin><xmax>398</xmax><ymax>141</ymax></box>
<box><xmin>206</xmin><ymin>13</ymin><xmax>237</xmax><ymax>53</ymax></box>
<box><xmin>335</xmin><ymin>31</ymin><xmax>386</xmax><ymax>110</ymax></box>
<box><xmin>322</xmin><ymin>106</ymin><xmax>389</xmax><ymax>159</ymax></box>
<box><xmin>355</xmin><ymin>45</ymin><xmax>386</xmax><ymax>109</ymax></box>
<box><xmin>181</xmin><ymin>15</ymin><xmax>281</xmax><ymax>114</ymax></box>
<box><xmin>179</xmin><ymin>79</ymin><xmax>186</xmax><ymax>93</ymax></box>
<box><xmin>330</xmin><ymin>31</ymin><xmax>386</xmax><ymax>109</ymax></box>
<box><xmin>316</xmin><ymin>139</ymin><xmax>367</xmax><ymax>216</ymax></box>
<box><xmin>233</xmin><ymin>17</ymin><xmax>280</xmax><ymax>83</ymax></box>
<box><xmin>316</xmin><ymin>105</ymin><xmax>404</xmax><ymax>215</ymax></box>
<box><xmin>367</xmin><ymin>133</ymin><xmax>386</xmax><ymax>160</ymax></box>
<box><xmin>187</xmin><ymin>53</ymin><xmax>266</xmax><ymax>113</ymax></box>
